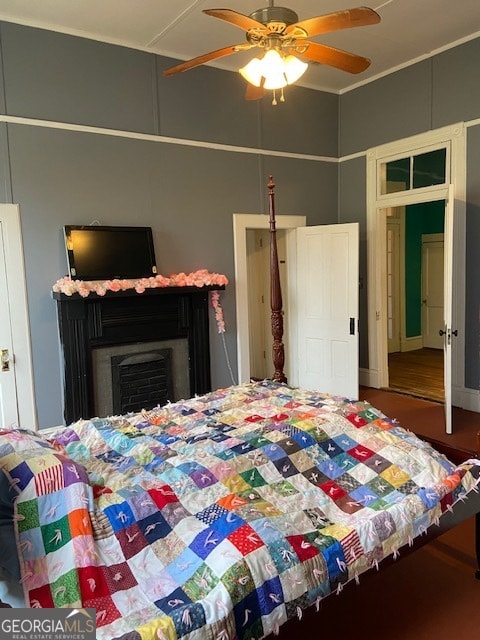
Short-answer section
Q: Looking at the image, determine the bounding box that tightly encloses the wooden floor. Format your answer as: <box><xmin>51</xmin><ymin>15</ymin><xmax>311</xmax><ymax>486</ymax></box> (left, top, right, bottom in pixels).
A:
<box><xmin>388</xmin><ymin>347</ymin><xmax>444</xmax><ymax>402</ymax></box>
<box><xmin>359</xmin><ymin>386</ymin><xmax>480</xmax><ymax>454</ymax></box>
<box><xmin>382</xmin><ymin>348</ymin><xmax>480</xmax><ymax>454</ymax></box>
<box><xmin>280</xmin><ymin>519</ymin><xmax>480</xmax><ymax>640</ymax></box>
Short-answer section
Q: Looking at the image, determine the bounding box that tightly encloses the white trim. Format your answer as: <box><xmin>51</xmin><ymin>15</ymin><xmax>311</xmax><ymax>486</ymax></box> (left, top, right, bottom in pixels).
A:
<box><xmin>0</xmin><ymin>204</ymin><xmax>37</xmax><ymax>429</ymax></box>
<box><xmin>338</xmin><ymin>31</ymin><xmax>480</xmax><ymax>95</ymax></box>
<box><xmin>1</xmin><ymin>113</ymin><xmax>479</xmax><ymax>165</ymax></box>
<box><xmin>40</xmin><ymin>425</ymin><xmax>64</xmax><ymax>436</ymax></box>
<box><xmin>456</xmin><ymin>387</ymin><xmax>480</xmax><ymax>413</ymax></box>
<box><xmin>233</xmin><ymin>213</ymin><xmax>306</xmax><ymax>384</ymax></box>
<box><xmin>338</xmin><ymin>150</ymin><xmax>367</xmax><ymax>163</ymax></box>
<box><xmin>366</xmin><ymin>123</ymin><xmax>466</xmax><ymax>405</ymax></box>
<box><xmin>422</xmin><ymin>233</ymin><xmax>444</xmax><ymax>243</ymax></box>
<box><xmin>400</xmin><ymin>336</ymin><xmax>423</xmax><ymax>352</ymax></box>
<box><xmin>0</xmin><ymin>114</ymin><xmax>336</xmax><ymax>163</ymax></box>
<box><xmin>466</xmin><ymin>118</ymin><xmax>480</xmax><ymax>129</ymax></box>
<box><xmin>359</xmin><ymin>366</ymin><xmax>378</xmax><ymax>389</ymax></box>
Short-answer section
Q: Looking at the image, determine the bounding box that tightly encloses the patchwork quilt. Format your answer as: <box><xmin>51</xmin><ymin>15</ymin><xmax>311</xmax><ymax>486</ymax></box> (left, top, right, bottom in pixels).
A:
<box><xmin>1</xmin><ymin>381</ymin><xmax>479</xmax><ymax>640</ymax></box>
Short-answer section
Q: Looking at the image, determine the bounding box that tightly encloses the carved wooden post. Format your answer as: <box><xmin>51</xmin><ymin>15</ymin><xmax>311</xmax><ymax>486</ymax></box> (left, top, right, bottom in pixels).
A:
<box><xmin>268</xmin><ymin>175</ymin><xmax>287</xmax><ymax>383</ymax></box>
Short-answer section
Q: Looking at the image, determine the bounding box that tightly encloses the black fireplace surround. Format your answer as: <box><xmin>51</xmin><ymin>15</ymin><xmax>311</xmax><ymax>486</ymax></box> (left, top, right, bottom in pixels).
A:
<box><xmin>53</xmin><ymin>286</ymin><xmax>223</xmax><ymax>425</ymax></box>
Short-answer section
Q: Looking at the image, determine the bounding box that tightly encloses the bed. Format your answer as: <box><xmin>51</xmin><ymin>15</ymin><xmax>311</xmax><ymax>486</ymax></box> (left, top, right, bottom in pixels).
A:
<box><xmin>0</xmin><ymin>177</ymin><xmax>479</xmax><ymax>640</ymax></box>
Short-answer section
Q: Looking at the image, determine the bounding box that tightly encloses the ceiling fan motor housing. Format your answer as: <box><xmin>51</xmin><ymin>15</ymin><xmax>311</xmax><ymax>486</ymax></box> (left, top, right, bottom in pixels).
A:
<box><xmin>249</xmin><ymin>6</ymin><xmax>299</xmax><ymax>30</ymax></box>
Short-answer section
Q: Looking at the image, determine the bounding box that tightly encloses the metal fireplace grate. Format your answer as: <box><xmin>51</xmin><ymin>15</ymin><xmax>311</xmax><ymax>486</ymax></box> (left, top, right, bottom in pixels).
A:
<box><xmin>111</xmin><ymin>349</ymin><xmax>173</xmax><ymax>414</ymax></box>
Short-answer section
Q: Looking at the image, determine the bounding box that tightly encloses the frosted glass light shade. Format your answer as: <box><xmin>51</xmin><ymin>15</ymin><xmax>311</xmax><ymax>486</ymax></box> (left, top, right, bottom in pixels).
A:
<box><xmin>239</xmin><ymin>49</ymin><xmax>307</xmax><ymax>90</ymax></box>
<box><xmin>283</xmin><ymin>55</ymin><xmax>308</xmax><ymax>84</ymax></box>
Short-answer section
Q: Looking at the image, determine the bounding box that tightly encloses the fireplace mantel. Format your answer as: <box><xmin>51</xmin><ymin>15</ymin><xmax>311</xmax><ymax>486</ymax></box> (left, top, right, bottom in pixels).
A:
<box><xmin>52</xmin><ymin>285</ymin><xmax>223</xmax><ymax>301</ymax></box>
<box><xmin>53</xmin><ymin>285</ymin><xmax>224</xmax><ymax>424</ymax></box>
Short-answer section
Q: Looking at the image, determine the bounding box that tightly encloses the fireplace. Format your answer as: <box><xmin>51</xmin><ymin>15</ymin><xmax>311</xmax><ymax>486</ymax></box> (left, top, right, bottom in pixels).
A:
<box><xmin>111</xmin><ymin>348</ymin><xmax>173</xmax><ymax>414</ymax></box>
<box><xmin>92</xmin><ymin>338</ymin><xmax>189</xmax><ymax>416</ymax></box>
<box><xmin>53</xmin><ymin>286</ymin><xmax>222</xmax><ymax>424</ymax></box>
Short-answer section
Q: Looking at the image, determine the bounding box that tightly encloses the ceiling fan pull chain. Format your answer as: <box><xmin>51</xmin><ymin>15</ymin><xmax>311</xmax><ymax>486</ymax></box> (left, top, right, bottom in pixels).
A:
<box><xmin>271</xmin><ymin>88</ymin><xmax>285</xmax><ymax>105</ymax></box>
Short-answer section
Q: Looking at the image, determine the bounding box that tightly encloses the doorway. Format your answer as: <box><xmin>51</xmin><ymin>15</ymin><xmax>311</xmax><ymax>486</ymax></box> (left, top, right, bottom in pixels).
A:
<box><xmin>385</xmin><ymin>201</ymin><xmax>445</xmax><ymax>402</ymax></box>
<box><xmin>388</xmin><ymin>348</ymin><xmax>444</xmax><ymax>401</ymax></box>
<box><xmin>238</xmin><ymin>217</ymin><xmax>360</xmax><ymax>397</ymax></box>
<box><xmin>246</xmin><ymin>227</ymin><xmax>288</xmax><ymax>380</ymax></box>
<box><xmin>233</xmin><ymin>213</ymin><xmax>306</xmax><ymax>385</ymax></box>
<box><xmin>366</xmin><ymin>123</ymin><xmax>466</xmax><ymax>432</ymax></box>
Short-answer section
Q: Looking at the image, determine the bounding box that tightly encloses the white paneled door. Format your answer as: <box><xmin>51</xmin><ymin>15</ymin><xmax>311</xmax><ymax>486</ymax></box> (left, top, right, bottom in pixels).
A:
<box><xmin>0</xmin><ymin>205</ymin><xmax>36</xmax><ymax>429</ymax></box>
<box><xmin>421</xmin><ymin>235</ymin><xmax>444</xmax><ymax>350</ymax></box>
<box><xmin>0</xmin><ymin>219</ymin><xmax>19</xmax><ymax>426</ymax></box>
<box><xmin>294</xmin><ymin>223</ymin><xmax>359</xmax><ymax>398</ymax></box>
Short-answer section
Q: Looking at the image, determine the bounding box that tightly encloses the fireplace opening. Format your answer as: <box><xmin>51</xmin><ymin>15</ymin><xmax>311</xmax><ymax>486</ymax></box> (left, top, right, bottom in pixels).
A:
<box><xmin>112</xmin><ymin>349</ymin><xmax>173</xmax><ymax>414</ymax></box>
<box><xmin>92</xmin><ymin>338</ymin><xmax>190</xmax><ymax>418</ymax></box>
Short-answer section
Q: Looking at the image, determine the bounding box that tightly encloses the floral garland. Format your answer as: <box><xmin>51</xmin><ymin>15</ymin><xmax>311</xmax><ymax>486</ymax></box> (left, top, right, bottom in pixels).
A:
<box><xmin>52</xmin><ymin>269</ymin><xmax>228</xmax><ymax>334</ymax></box>
<box><xmin>210</xmin><ymin>290</ymin><xmax>225</xmax><ymax>334</ymax></box>
<box><xmin>53</xmin><ymin>269</ymin><xmax>228</xmax><ymax>297</ymax></box>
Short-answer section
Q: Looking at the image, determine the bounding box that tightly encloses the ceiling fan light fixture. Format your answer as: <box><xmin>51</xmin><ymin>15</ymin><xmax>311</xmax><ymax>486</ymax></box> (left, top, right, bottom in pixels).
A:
<box><xmin>239</xmin><ymin>56</ymin><xmax>265</xmax><ymax>87</ymax></box>
<box><xmin>283</xmin><ymin>54</ymin><xmax>308</xmax><ymax>84</ymax></box>
<box><xmin>239</xmin><ymin>49</ymin><xmax>307</xmax><ymax>90</ymax></box>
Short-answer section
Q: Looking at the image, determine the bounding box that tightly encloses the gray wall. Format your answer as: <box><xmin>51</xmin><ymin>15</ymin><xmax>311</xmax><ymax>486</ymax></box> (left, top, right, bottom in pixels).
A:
<box><xmin>1</xmin><ymin>21</ymin><xmax>480</xmax><ymax>427</ymax></box>
<box><xmin>0</xmin><ymin>22</ymin><xmax>338</xmax><ymax>428</ymax></box>
<box><xmin>465</xmin><ymin>125</ymin><xmax>480</xmax><ymax>391</ymax></box>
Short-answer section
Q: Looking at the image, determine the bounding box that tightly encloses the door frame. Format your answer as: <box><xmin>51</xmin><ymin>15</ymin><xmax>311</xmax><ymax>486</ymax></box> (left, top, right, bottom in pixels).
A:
<box><xmin>366</xmin><ymin>123</ymin><xmax>466</xmax><ymax>407</ymax></box>
<box><xmin>0</xmin><ymin>204</ymin><xmax>37</xmax><ymax>428</ymax></box>
<box><xmin>233</xmin><ymin>213</ymin><xmax>306</xmax><ymax>384</ymax></box>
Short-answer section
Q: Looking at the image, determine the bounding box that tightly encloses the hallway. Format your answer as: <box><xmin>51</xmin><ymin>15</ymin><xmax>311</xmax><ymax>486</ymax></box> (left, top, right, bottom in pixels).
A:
<box><xmin>388</xmin><ymin>347</ymin><xmax>444</xmax><ymax>402</ymax></box>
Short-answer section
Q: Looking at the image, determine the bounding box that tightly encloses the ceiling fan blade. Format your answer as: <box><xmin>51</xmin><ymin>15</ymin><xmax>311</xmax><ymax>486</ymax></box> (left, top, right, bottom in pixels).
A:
<box><xmin>163</xmin><ymin>43</ymin><xmax>253</xmax><ymax>76</ymax></box>
<box><xmin>203</xmin><ymin>8</ymin><xmax>268</xmax><ymax>33</ymax></box>
<box><xmin>293</xmin><ymin>41</ymin><xmax>371</xmax><ymax>74</ymax></box>
<box><xmin>285</xmin><ymin>6</ymin><xmax>380</xmax><ymax>37</ymax></box>
<box><xmin>245</xmin><ymin>83</ymin><xmax>267</xmax><ymax>101</ymax></box>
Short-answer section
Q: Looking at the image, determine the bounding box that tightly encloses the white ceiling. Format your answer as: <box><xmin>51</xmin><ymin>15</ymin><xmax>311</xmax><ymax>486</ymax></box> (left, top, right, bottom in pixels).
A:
<box><xmin>0</xmin><ymin>0</ymin><xmax>479</xmax><ymax>93</ymax></box>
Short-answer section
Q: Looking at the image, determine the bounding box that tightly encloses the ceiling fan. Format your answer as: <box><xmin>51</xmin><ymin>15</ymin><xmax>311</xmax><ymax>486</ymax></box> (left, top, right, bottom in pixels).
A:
<box><xmin>163</xmin><ymin>2</ymin><xmax>380</xmax><ymax>103</ymax></box>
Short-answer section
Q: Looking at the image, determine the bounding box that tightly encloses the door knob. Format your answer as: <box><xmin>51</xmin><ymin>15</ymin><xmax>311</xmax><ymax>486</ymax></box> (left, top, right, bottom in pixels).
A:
<box><xmin>439</xmin><ymin>329</ymin><xmax>446</xmax><ymax>336</ymax></box>
<box><xmin>1</xmin><ymin>349</ymin><xmax>10</xmax><ymax>372</ymax></box>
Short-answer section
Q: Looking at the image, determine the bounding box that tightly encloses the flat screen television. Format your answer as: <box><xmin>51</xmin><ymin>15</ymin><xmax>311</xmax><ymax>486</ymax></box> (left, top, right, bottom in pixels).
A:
<box><xmin>64</xmin><ymin>225</ymin><xmax>157</xmax><ymax>281</ymax></box>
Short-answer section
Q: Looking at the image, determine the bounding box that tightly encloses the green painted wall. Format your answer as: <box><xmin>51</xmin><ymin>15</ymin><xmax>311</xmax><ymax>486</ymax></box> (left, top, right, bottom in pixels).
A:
<box><xmin>405</xmin><ymin>200</ymin><xmax>445</xmax><ymax>337</ymax></box>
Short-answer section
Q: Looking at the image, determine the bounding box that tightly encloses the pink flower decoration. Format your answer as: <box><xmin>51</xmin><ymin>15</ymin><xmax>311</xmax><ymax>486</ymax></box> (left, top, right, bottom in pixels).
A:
<box><xmin>77</xmin><ymin>283</ymin><xmax>91</xmax><ymax>298</ymax></box>
<box><xmin>210</xmin><ymin>290</ymin><xmax>226</xmax><ymax>333</ymax></box>
<box><xmin>53</xmin><ymin>270</ymin><xmax>229</xmax><ymax>297</ymax></box>
<box><xmin>106</xmin><ymin>280</ymin><xmax>122</xmax><ymax>292</ymax></box>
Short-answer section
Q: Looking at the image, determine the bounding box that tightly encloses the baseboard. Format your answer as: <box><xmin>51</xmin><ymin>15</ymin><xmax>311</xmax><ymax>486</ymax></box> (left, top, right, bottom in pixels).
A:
<box><xmin>40</xmin><ymin>425</ymin><xmax>65</xmax><ymax>436</ymax></box>
<box><xmin>453</xmin><ymin>386</ymin><xmax>480</xmax><ymax>413</ymax></box>
<box><xmin>400</xmin><ymin>336</ymin><xmax>423</xmax><ymax>352</ymax></box>
<box><xmin>359</xmin><ymin>367</ymin><xmax>379</xmax><ymax>388</ymax></box>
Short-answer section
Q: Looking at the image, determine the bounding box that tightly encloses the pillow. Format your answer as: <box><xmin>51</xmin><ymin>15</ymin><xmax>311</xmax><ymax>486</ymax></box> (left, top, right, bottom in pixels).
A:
<box><xmin>0</xmin><ymin>428</ymin><xmax>76</xmax><ymax>581</ymax></box>
<box><xmin>0</xmin><ymin>465</ymin><xmax>20</xmax><ymax>580</ymax></box>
